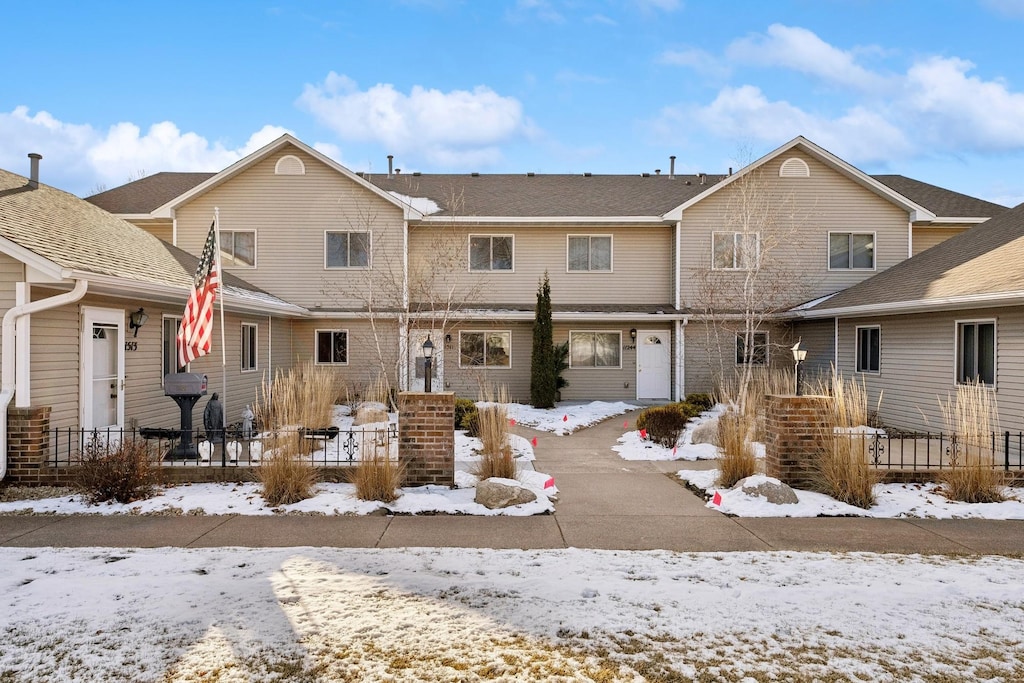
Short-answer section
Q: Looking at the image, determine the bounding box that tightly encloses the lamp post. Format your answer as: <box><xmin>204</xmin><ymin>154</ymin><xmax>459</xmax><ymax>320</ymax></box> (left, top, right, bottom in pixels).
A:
<box><xmin>422</xmin><ymin>336</ymin><xmax>434</xmax><ymax>393</ymax></box>
<box><xmin>791</xmin><ymin>341</ymin><xmax>808</xmax><ymax>396</ymax></box>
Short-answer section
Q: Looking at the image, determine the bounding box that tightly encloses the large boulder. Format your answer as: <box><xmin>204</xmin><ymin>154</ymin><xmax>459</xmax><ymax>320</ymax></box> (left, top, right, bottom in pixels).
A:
<box><xmin>741</xmin><ymin>478</ymin><xmax>799</xmax><ymax>505</ymax></box>
<box><xmin>690</xmin><ymin>416</ymin><xmax>719</xmax><ymax>446</ymax></box>
<box><xmin>475</xmin><ymin>478</ymin><xmax>537</xmax><ymax>509</ymax></box>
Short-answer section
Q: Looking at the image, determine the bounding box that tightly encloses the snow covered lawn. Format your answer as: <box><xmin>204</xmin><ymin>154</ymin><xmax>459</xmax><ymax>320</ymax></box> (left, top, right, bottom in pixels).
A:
<box><xmin>1</xmin><ymin>547</ymin><xmax>1022</xmax><ymax>682</ymax></box>
<box><xmin>502</xmin><ymin>401</ymin><xmax>639</xmax><ymax>435</ymax></box>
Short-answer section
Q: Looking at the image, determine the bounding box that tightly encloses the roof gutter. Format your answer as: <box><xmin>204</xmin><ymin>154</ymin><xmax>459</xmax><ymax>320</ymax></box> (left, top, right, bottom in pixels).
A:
<box><xmin>1</xmin><ymin>278</ymin><xmax>88</xmax><ymax>481</ymax></box>
<box><xmin>793</xmin><ymin>290</ymin><xmax>1024</xmax><ymax>320</ymax></box>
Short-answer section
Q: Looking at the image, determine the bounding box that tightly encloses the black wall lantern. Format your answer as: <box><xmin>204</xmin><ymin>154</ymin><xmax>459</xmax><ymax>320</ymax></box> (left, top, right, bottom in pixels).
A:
<box><xmin>630</xmin><ymin>328</ymin><xmax>637</xmax><ymax>342</ymax></box>
<box><xmin>129</xmin><ymin>308</ymin><xmax>149</xmax><ymax>337</ymax></box>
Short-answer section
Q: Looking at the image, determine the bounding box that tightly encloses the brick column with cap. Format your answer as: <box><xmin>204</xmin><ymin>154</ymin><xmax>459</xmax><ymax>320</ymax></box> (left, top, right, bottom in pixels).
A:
<box><xmin>764</xmin><ymin>394</ymin><xmax>832</xmax><ymax>489</ymax></box>
<box><xmin>398</xmin><ymin>391</ymin><xmax>455</xmax><ymax>487</ymax></box>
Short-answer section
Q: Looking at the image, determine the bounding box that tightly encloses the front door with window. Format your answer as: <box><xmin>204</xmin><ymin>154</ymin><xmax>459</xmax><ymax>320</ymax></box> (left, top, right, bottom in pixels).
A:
<box><xmin>636</xmin><ymin>330</ymin><xmax>671</xmax><ymax>400</ymax></box>
<box><xmin>80</xmin><ymin>307</ymin><xmax>125</xmax><ymax>429</ymax></box>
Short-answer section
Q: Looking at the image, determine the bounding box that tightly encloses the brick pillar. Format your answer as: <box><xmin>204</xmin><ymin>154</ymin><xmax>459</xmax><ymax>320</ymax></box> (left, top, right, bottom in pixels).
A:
<box><xmin>6</xmin><ymin>406</ymin><xmax>51</xmax><ymax>485</ymax></box>
<box><xmin>398</xmin><ymin>391</ymin><xmax>455</xmax><ymax>487</ymax></box>
<box><xmin>764</xmin><ymin>394</ymin><xmax>832</xmax><ymax>489</ymax></box>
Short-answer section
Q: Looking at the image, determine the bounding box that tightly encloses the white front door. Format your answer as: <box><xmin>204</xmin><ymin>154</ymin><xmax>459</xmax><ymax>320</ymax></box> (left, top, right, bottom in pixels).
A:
<box><xmin>636</xmin><ymin>330</ymin><xmax>671</xmax><ymax>400</ymax></box>
<box><xmin>80</xmin><ymin>306</ymin><xmax>125</xmax><ymax>429</ymax></box>
<box><xmin>409</xmin><ymin>330</ymin><xmax>444</xmax><ymax>393</ymax></box>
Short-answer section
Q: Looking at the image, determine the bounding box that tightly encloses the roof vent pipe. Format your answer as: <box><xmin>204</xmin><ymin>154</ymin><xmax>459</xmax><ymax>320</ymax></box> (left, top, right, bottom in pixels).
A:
<box><xmin>655</xmin><ymin>169</ymin><xmax>661</xmax><ymax>175</ymax></box>
<box><xmin>387</xmin><ymin>155</ymin><xmax>394</xmax><ymax>179</ymax></box>
<box><xmin>729</xmin><ymin>167</ymin><xmax>733</xmax><ymax>176</ymax></box>
<box><xmin>27</xmin><ymin>153</ymin><xmax>41</xmax><ymax>189</ymax></box>
<box><xmin>669</xmin><ymin>155</ymin><xmax>676</xmax><ymax>179</ymax></box>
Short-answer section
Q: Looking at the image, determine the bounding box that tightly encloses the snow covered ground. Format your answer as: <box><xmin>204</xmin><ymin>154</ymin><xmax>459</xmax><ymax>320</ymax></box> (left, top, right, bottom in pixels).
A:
<box><xmin>1</xmin><ymin>547</ymin><xmax>1022</xmax><ymax>682</ymax></box>
<box><xmin>503</xmin><ymin>400</ymin><xmax>639</xmax><ymax>435</ymax></box>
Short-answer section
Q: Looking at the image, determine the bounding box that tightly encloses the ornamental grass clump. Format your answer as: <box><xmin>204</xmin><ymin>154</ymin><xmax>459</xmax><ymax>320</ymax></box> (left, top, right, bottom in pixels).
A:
<box><xmin>716</xmin><ymin>412</ymin><xmax>758</xmax><ymax>488</ymax></box>
<box><xmin>75</xmin><ymin>436</ymin><xmax>157</xmax><ymax>504</ymax></box>
<box><xmin>351</xmin><ymin>440</ymin><xmax>404</xmax><ymax>503</ymax></box>
<box><xmin>258</xmin><ymin>433</ymin><xmax>318</xmax><ymax>507</ymax></box>
<box><xmin>474</xmin><ymin>385</ymin><xmax>516</xmax><ymax>480</ymax></box>
<box><xmin>939</xmin><ymin>382</ymin><xmax>1005</xmax><ymax>503</ymax></box>
<box><xmin>255</xmin><ymin>362</ymin><xmax>335</xmax><ymax>430</ymax></box>
<box><xmin>813</xmin><ymin>373</ymin><xmax>880</xmax><ymax>509</ymax></box>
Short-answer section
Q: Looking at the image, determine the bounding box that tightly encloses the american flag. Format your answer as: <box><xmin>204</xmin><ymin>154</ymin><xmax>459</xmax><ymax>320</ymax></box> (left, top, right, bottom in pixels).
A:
<box><xmin>176</xmin><ymin>221</ymin><xmax>220</xmax><ymax>368</ymax></box>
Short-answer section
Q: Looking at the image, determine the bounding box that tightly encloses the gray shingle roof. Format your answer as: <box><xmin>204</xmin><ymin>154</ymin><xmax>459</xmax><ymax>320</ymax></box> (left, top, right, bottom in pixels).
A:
<box><xmin>805</xmin><ymin>201</ymin><xmax>1024</xmax><ymax>313</ymax></box>
<box><xmin>87</xmin><ymin>172</ymin><xmax>216</xmax><ymax>214</ymax></box>
<box><xmin>0</xmin><ymin>169</ymin><xmax>296</xmax><ymax>310</ymax></box>
<box><xmin>873</xmin><ymin>175</ymin><xmax>1007</xmax><ymax>218</ymax></box>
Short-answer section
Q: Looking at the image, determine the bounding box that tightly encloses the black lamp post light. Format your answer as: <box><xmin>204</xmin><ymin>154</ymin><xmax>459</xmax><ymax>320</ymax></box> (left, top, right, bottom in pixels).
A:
<box><xmin>422</xmin><ymin>336</ymin><xmax>434</xmax><ymax>392</ymax></box>
<box><xmin>791</xmin><ymin>340</ymin><xmax>807</xmax><ymax>396</ymax></box>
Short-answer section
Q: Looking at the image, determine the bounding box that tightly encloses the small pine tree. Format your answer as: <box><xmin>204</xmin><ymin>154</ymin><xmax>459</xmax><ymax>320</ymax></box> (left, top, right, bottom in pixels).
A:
<box><xmin>531</xmin><ymin>271</ymin><xmax>557</xmax><ymax>408</ymax></box>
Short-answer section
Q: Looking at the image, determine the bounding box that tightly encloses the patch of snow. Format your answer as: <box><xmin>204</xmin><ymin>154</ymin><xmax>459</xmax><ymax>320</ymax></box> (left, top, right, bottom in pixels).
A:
<box><xmin>388</xmin><ymin>191</ymin><xmax>441</xmax><ymax>215</ymax></box>
<box><xmin>501</xmin><ymin>400</ymin><xmax>640</xmax><ymax>435</ymax></box>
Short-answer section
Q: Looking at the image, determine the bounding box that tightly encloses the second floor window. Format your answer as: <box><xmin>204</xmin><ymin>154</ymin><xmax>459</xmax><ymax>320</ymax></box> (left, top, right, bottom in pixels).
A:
<box><xmin>830</xmin><ymin>232</ymin><xmax>875</xmax><ymax>269</ymax></box>
<box><xmin>568</xmin><ymin>235</ymin><xmax>612</xmax><ymax>272</ymax></box>
<box><xmin>220</xmin><ymin>230</ymin><xmax>256</xmax><ymax>267</ymax></box>
<box><xmin>735</xmin><ymin>331</ymin><xmax>768</xmax><ymax>365</ymax></box>
<box><xmin>326</xmin><ymin>231</ymin><xmax>371</xmax><ymax>268</ymax></box>
<box><xmin>957</xmin><ymin>321</ymin><xmax>995</xmax><ymax>385</ymax></box>
<box><xmin>712</xmin><ymin>232</ymin><xmax>759</xmax><ymax>270</ymax></box>
<box><xmin>470</xmin><ymin>235</ymin><xmax>513</xmax><ymax>271</ymax></box>
<box><xmin>241</xmin><ymin>323</ymin><xmax>257</xmax><ymax>372</ymax></box>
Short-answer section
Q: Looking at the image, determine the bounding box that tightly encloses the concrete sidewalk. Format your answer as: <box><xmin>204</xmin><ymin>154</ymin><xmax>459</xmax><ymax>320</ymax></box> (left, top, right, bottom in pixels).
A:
<box><xmin>2</xmin><ymin>415</ymin><xmax>1024</xmax><ymax>555</ymax></box>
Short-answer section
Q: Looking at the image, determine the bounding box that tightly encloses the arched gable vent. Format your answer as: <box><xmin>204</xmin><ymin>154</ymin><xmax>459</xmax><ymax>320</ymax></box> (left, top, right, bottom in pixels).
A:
<box><xmin>779</xmin><ymin>157</ymin><xmax>810</xmax><ymax>178</ymax></box>
<box><xmin>275</xmin><ymin>154</ymin><xmax>306</xmax><ymax>175</ymax></box>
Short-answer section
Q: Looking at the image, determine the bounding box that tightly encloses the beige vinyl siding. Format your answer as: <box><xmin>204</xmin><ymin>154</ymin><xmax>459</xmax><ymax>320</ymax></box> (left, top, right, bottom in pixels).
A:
<box><xmin>290</xmin><ymin>318</ymin><xmax>400</xmax><ymax>393</ymax></box>
<box><xmin>0</xmin><ymin>253</ymin><xmax>23</xmax><ymax>357</ymax></box>
<box><xmin>911</xmin><ymin>225</ymin><xmax>970</xmax><ymax>256</ymax></box>
<box><xmin>125</xmin><ymin>218</ymin><xmax>173</xmax><ymax>243</ymax></box>
<box><xmin>408</xmin><ymin>224</ymin><xmax>674</xmax><ymax>307</ymax></box>
<box><xmin>556</xmin><ymin>322</ymin><xmax>665</xmax><ymax>401</ymax></box>
<box><xmin>683</xmin><ymin>321</ymin><xmax>795</xmax><ymax>394</ymax></box>
<box><xmin>792</xmin><ymin>318</ymin><xmax>836</xmax><ymax>379</ymax></box>
<box><xmin>442</xmin><ymin>322</ymin><xmax>532</xmax><ymax>402</ymax></box>
<box><xmin>836</xmin><ymin>308</ymin><xmax>1024</xmax><ymax>432</ymax></box>
<box><xmin>679</xmin><ymin>149</ymin><xmax>911</xmax><ymax>310</ymax></box>
<box><xmin>28</xmin><ymin>295</ymin><xmax>80</xmax><ymax>429</ymax></box>
<box><xmin>174</xmin><ymin>144</ymin><xmax>406</xmax><ymax>311</ymax></box>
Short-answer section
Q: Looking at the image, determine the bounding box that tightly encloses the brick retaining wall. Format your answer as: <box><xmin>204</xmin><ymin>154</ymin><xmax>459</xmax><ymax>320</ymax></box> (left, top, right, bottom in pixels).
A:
<box><xmin>398</xmin><ymin>391</ymin><xmax>455</xmax><ymax>487</ymax></box>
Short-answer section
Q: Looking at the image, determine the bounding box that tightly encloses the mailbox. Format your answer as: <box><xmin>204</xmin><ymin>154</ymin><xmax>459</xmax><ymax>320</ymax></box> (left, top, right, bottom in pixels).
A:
<box><xmin>164</xmin><ymin>373</ymin><xmax>208</xmax><ymax>397</ymax></box>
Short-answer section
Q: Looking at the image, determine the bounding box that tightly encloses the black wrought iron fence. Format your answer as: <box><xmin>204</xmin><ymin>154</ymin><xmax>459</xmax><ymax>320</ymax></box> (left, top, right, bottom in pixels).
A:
<box><xmin>47</xmin><ymin>424</ymin><xmax>399</xmax><ymax>468</ymax></box>
<box><xmin>841</xmin><ymin>430</ymin><xmax>1024</xmax><ymax>471</ymax></box>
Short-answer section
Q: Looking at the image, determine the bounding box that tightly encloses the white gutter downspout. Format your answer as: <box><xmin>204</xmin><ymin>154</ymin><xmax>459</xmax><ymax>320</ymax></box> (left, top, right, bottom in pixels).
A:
<box><xmin>1</xmin><ymin>279</ymin><xmax>88</xmax><ymax>481</ymax></box>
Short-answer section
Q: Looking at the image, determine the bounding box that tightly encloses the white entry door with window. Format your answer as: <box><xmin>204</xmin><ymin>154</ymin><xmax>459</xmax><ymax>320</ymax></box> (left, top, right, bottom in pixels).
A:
<box><xmin>636</xmin><ymin>330</ymin><xmax>671</xmax><ymax>400</ymax></box>
<box><xmin>80</xmin><ymin>306</ymin><xmax>125</xmax><ymax>429</ymax></box>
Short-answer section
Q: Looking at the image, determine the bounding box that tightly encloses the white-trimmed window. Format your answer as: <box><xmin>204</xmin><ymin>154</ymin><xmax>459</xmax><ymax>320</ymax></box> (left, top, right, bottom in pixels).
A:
<box><xmin>220</xmin><ymin>230</ymin><xmax>256</xmax><ymax>267</ymax></box>
<box><xmin>316</xmin><ymin>329</ymin><xmax>348</xmax><ymax>365</ymax></box>
<box><xmin>856</xmin><ymin>326</ymin><xmax>880</xmax><ymax>374</ymax></box>
<box><xmin>569</xmin><ymin>331</ymin><xmax>621</xmax><ymax>368</ymax></box>
<box><xmin>957</xmin><ymin>320</ymin><xmax>995</xmax><ymax>386</ymax></box>
<box><xmin>712</xmin><ymin>232</ymin><xmax>759</xmax><ymax>270</ymax></box>
<box><xmin>459</xmin><ymin>331</ymin><xmax>512</xmax><ymax>368</ymax></box>
<box><xmin>567</xmin><ymin>235</ymin><xmax>612</xmax><ymax>272</ymax></box>
<box><xmin>469</xmin><ymin>235</ymin><xmax>514</xmax><ymax>271</ymax></box>
<box><xmin>325</xmin><ymin>231</ymin><xmax>371</xmax><ymax>268</ymax></box>
<box><xmin>162</xmin><ymin>316</ymin><xmax>185</xmax><ymax>378</ymax></box>
<box><xmin>829</xmin><ymin>232</ymin><xmax>875</xmax><ymax>270</ymax></box>
<box><xmin>241</xmin><ymin>323</ymin><xmax>257</xmax><ymax>372</ymax></box>
<box><xmin>735</xmin><ymin>331</ymin><xmax>768</xmax><ymax>366</ymax></box>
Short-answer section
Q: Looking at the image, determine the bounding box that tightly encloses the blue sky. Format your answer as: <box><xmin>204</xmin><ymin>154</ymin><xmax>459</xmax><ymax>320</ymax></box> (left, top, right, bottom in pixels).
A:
<box><xmin>2</xmin><ymin>0</ymin><xmax>1024</xmax><ymax>206</ymax></box>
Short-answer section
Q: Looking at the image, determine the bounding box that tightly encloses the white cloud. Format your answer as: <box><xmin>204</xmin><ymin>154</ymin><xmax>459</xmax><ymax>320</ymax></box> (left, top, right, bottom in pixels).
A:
<box><xmin>0</xmin><ymin>107</ymin><xmax>293</xmax><ymax>195</ymax></box>
<box><xmin>585</xmin><ymin>13</ymin><xmax>617</xmax><ymax>25</ymax></box>
<box><xmin>658</xmin><ymin>47</ymin><xmax>730</xmax><ymax>79</ymax></box>
<box><xmin>726</xmin><ymin>24</ymin><xmax>888</xmax><ymax>92</ymax></box>
<box><xmin>506</xmin><ymin>0</ymin><xmax>564</xmax><ymax>23</ymax></box>
<box><xmin>631</xmin><ymin>0</ymin><xmax>682</xmax><ymax>11</ymax></box>
<box><xmin>297</xmin><ymin>73</ymin><xmax>533</xmax><ymax>168</ymax></box>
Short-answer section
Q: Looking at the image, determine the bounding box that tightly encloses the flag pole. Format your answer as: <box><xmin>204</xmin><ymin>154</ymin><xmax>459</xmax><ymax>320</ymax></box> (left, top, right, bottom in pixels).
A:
<box><xmin>214</xmin><ymin>207</ymin><xmax>227</xmax><ymax>463</ymax></box>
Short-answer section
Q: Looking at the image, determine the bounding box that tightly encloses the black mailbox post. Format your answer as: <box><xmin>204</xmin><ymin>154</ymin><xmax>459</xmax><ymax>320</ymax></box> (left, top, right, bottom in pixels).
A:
<box><xmin>164</xmin><ymin>373</ymin><xmax>208</xmax><ymax>459</ymax></box>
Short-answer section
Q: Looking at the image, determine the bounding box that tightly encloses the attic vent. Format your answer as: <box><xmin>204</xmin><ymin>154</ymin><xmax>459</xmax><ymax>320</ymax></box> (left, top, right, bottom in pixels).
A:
<box><xmin>275</xmin><ymin>155</ymin><xmax>305</xmax><ymax>175</ymax></box>
<box><xmin>779</xmin><ymin>157</ymin><xmax>810</xmax><ymax>178</ymax></box>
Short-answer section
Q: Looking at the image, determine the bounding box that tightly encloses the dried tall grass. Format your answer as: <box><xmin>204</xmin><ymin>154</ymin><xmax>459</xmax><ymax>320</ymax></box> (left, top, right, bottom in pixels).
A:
<box><xmin>351</xmin><ymin>440</ymin><xmax>404</xmax><ymax>503</ymax></box>
<box><xmin>716</xmin><ymin>366</ymin><xmax>795</xmax><ymax>440</ymax></box>
<box><xmin>474</xmin><ymin>384</ymin><xmax>516</xmax><ymax>480</ymax></box>
<box><xmin>258</xmin><ymin>433</ymin><xmax>318</xmax><ymax>506</ymax></box>
<box><xmin>813</xmin><ymin>374</ymin><xmax>880</xmax><ymax>509</ymax></box>
<box><xmin>716</xmin><ymin>412</ymin><xmax>757</xmax><ymax>488</ymax></box>
<box><xmin>362</xmin><ymin>373</ymin><xmax>394</xmax><ymax>410</ymax></box>
<box><xmin>939</xmin><ymin>382</ymin><xmax>1004</xmax><ymax>503</ymax></box>
<box><xmin>255</xmin><ymin>362</ymin><xmax>335</xmax><ymax>430</ymax></box>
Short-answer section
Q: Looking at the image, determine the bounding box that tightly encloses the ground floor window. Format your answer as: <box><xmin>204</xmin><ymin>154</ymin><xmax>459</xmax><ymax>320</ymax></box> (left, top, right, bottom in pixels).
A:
<box><xmin>316</xmin><ymin>329</ymin><xmax>348</xmax><ymax>365</ymax></box>
<box><xmin>241</xmin><ymin>323</ymin><xmax>257</xmax><ymax>372</ymax></box>
<box><xmin>856</xmin><ymin>326</ymin><xmax>880</xmax><ymax>373</ymax></box>
<box><xmin>957</xmin><ymin>320</ymin><xmax>995</xmax><ymax>385</ymax></box>
<box><xmin>459</xmin><ymin>331</ymin><xmax>511</xmax><ymax>368</ymax></box>
<box><xmin>569</xmin><ymin>331</ymin><xmax>621</xmax><ymax>368</ymax></box>
<box><xmin>162</xmin><ymin>316</ymin><xmax>185</xmax><ymax>378</ymax></box>
<box><xmin>735</xmin><ymin>331</ymin><xmax>768</xmax><ymax>365</ymax></box>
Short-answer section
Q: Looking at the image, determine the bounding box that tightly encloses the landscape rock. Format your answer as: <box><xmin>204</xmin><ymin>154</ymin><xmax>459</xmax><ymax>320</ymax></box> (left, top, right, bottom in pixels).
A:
<box><xmin>475</xmin><ymin>478</ymin><xmax>537</xmax><ymax>509</ymax></box>
<box><xmin>690</xmin><ymin>417</ymin><xmax>719</xmax><ymax>446</ymax></box>
<box><xmin>741</xmin><ymin>479</ymin><xmax>799</xmax><ymax>505</ymax></box>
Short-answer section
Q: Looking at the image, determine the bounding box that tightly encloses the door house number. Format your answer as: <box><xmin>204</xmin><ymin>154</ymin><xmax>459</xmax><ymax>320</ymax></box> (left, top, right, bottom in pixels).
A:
<box><xmin>124</xmin><ymin>341</ymin><xmax>138</xmax><ymax>352</ymax></box>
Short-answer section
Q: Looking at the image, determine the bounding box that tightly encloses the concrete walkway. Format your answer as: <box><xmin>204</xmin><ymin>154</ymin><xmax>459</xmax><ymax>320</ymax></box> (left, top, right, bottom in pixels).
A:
<box><xmin>2</xmin><ymin>416</ymin><xmax>1024</xmax><ymax>554</ymax></box>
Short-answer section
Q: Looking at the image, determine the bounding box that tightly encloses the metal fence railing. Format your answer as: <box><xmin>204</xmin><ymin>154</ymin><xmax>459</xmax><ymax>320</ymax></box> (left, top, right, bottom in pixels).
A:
<box><xmin>840</xmin><ymin>430</ymin><xmax>1024</xmax><ymax>472</ymax></box>
<box><xmin>47</xmin><ymin>424</ymin><xmax>399</xmax><ymax>468</ymax></box>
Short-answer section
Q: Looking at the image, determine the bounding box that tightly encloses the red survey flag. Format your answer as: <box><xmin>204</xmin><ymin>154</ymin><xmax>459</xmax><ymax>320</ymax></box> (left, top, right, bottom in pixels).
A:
<box><xmin>712</xmin><ymin>491</ymin><xmax>722</xmax><ymax>505</ymax></box>
<box><xmin>531</xmin><ymin>437</ymin><xmax>538</xmax><ymax>447</ymax></box>
<box><xmin>563</xmin><ymin>415</ymin><xmax>568</xmax><ymax>422</ymax></box>
<box><xmin>176</xmin><ymin>220</ymin><xmax>220</xmax><ymax>368</ymax></box>
<box><xmin>672</xmin><ymin>445</ymin><xmax>677</xmax><ymax>456</ymax></box>
<box><xmin>509</xmin><ymin>418</ymin><xmax>516</xmax><ymax>426</ymax></box>
<box><xmin>639</xmin><ymin>428</ymin><xmax>648</xmax><ymax>439</ymax></box>
<box><xmin>623</xmin><ymin>420</ymin><xmax>629</xmax><ymax>428</ymax></box>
